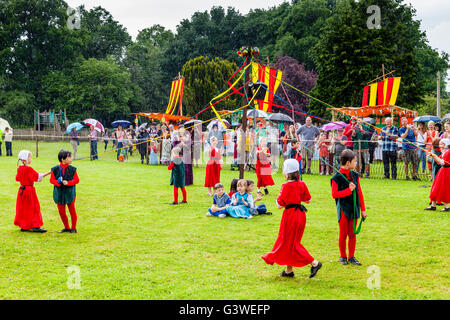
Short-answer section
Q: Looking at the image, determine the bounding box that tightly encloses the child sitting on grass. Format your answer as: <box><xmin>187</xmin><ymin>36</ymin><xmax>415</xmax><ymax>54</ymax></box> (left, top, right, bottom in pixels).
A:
<box><xmin>228</xmin><ymin>178</ymin><xmax>239</xmax><ymax>198</ymax></box>
<box><xmin>226</xmin><ymin>179</ymin><xmax>252</xmax><ymax>219</ymax></box>
<box><xmin>246</xmin><ymin>179</ymin><xmax>272</xmax><ymax>216</ymax></box>
<box><xmin>206</xmin><ymin>183</ymin><xmax>231</xmax><ymax>218</ymax></box>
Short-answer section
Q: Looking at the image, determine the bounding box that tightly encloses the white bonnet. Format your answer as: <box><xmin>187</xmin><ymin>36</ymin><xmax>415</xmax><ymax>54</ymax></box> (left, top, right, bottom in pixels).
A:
<box><xmin>283</xmin><ymin>159</ymin><xmax>299</xmax><ymax>174</ymax></box>
<box><xmin>18</xmin><ymin>150</ymin><xmax>31</xmax><ymax>161</ymax></box>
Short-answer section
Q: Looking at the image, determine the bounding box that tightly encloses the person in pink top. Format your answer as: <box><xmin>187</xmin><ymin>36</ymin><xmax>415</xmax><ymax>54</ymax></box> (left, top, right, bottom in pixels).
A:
<box><xmin>115</xmin><ymin>125</ymin><xmax>126</xmax><ymax>160</ymax></box>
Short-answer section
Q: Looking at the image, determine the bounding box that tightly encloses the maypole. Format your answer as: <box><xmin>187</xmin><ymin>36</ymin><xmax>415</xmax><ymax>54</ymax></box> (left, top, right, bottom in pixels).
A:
<box><xmin>237</xmin><ymin>46</ymin><xmax>259</xmax><ymax>179</ymax></box>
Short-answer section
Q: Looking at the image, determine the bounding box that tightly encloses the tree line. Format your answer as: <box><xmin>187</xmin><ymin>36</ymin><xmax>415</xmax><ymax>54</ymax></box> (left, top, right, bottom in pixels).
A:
<box><xmin>0</xmin><ymin>0</ymin><xmax>448</xmax><ymax>127</ymax></box>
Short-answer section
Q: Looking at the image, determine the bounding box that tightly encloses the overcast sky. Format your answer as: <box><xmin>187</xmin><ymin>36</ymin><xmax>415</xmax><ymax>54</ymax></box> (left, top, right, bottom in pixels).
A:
<box><xmin>65</xmin><ymin>0</ymin><xmax>449</xmax><ymax>90</ymax></box>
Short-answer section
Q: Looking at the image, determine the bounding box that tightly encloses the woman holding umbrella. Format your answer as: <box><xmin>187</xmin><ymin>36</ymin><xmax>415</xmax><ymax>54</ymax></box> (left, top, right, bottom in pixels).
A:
<box><xmin>115</xmin><ymin>125</ymin><xmax>126</xmax><ymax>160</ymax></box>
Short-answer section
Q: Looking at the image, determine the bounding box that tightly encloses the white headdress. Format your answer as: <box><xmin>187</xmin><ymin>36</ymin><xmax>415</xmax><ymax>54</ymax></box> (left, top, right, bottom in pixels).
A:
<box><xmin>18</xmin><ymin>150</ymin><xmax>31</xmax><ymax>161</ymax></box>
<box><xmin>283</xmin><ymin>159</ymin><xmax>299</xmax><ymax>174</ymax></box>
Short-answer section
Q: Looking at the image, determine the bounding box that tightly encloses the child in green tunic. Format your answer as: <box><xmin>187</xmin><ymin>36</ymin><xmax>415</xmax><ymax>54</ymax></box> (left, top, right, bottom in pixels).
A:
<box><xmin>168</xmin><ymin>147</ymin><xmax>187</xmax><ymax>205</ymax></box>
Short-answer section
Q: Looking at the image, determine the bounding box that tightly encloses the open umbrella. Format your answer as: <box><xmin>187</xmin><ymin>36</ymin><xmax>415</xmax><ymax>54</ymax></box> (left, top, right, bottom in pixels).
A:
<box><xmin>0</xmin><ymin>118</ymin><xmax>12</xmax><ymax>132</ymax></box>
<box><xmin>363</xmin><ymin>117</ymin><xmax>376</xmax><ymax>125</ymax></box>
<box><xmin>413</xmin><ymin>115</ymin><xmax>441</xmax><ymax>123</ymax></box>
<box><xmin>112</xmin><ymin>120</ymin><xmax>131</xmax><ymax>128</ymax></box>
<box><xmin>442</xmin><ymin>113</ymin><xmax>450</xmax><ymax>122</ymax></box>
<box><xmin>247</xmin><ymin>109</ymin><xmax>268</xmax><ymax>119</ymax></box>
<box><xmin>321</xmin><ymin>121</ymin><xmax>348</xmax><ymax>131</ymax></box>
<box><xmin>83</xmin><ymin>119</ymin><xmax>105</xmax><ymax>133</ymax></box>
<box><xmin>66</xmin><ymin>122</ymin><xmax>85</xmax><ymax>133</ymax></box>
<box><xmin>268</xmin><ymin>113</ymin><xmax>293</xmax><ymax>123</ymax></box>
<box><xmin>207</xmin><ymin>119</ymin><xmax>230</xmax><ymax>131</ymax></box>
<box><xmin>183</xmin><ymin>119</ymin><xmax>203</xmax><ymax>129</ymax></box>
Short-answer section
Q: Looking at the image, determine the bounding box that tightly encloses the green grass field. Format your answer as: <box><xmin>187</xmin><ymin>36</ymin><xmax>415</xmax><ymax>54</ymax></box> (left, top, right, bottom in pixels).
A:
<box><xmin>0</xmin><ymin>141</ymin><xmax>448</xmax><ymax>299</ymax></box>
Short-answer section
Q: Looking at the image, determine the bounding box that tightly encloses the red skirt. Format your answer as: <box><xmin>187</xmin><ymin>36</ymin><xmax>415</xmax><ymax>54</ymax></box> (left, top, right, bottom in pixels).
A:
<box><xmin>256</xmin><ymin>160</ymin><xmax>275</xmax><ymax>188</ymax></box>
<box><xmin>205</xmin><ymin>162</ymin><xmax>221</xmax><ymax>187</ymax></box>
<box><xmin>15</xmin><ymin>186</ymin><xmax>43</xmax><ymax>229</ymax></box>
<box><xmin>262</xmin><ymin>208</ymin><xmax>314</xmax><ymax>268</ymax></box>
<box><xmin>429</xmin><ymin>167</ymin><xmax>450</xmax><ymax>203</ymax></box>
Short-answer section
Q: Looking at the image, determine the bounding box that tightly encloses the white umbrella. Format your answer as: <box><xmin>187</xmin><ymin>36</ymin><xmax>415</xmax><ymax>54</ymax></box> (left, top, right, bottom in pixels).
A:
<box><xmin>247</xmin><ymin>109</ymin><xmax>269</xmax><ymax>119</ymax></box>
<box><xmin>0</xmin><ymin>118</ymin><xmax>12</xmax><ymax>132</ymax></box>
<box><xmin>207</xmin><ymin>119</ymin><xmax>230</xmax><ymax>131</ymax></box>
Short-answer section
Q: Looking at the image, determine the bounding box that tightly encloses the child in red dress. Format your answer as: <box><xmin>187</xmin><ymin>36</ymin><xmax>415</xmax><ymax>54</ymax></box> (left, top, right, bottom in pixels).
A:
<box><xmin>205</xmin><ymin>136</ymin><xmax>222</xmax><ymax>196</ymax></box>
<box><xmin>50</xmin><ymin>150</ymin><xmax>80</xmax><ymax>233</ymax></box>
<box><xmin>256</xmin><ymin>138</ymin><xmax>275</xmax><ymax>196</ymax></box>
<box><xmin>15</xmin><ymin>150</ymin><xmax>50</xmax><ymax>233</ymax></box>
<box><xmin>262</xmin><ymin>159</ymin><xmax>322</xmax><ymax>278</ymax></box>
<box><xmin>331</xmin><ymin>149</ymin><xmax>367</xmax><ymax>265</ymax></box>
<box><xmin>426</xmin><ymin>138</ymin><xmax>450</xmax><ymax>211</ymax></box>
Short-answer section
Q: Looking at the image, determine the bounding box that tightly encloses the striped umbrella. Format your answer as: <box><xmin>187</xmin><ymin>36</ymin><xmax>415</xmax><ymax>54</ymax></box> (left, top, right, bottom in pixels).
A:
<box><xmin>83</xmin><ymin>119</ymin><xmax>105</xmax><ymax>133</ymax></box>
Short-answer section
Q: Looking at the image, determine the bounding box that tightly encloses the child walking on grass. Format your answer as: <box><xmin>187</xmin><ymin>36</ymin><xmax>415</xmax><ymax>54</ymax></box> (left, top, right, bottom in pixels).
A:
<box><xmin>168</xmin><ymin>147</ymin><xmax>187</xmax><ymax>205</ymax></box>
<box><xmin>50</xmin><ymin>150</ymin><xmax>80</xmax><ymax>233</ymax></box>
<box><xmin>15</xmin><ymin>150</ymin><xmax>50</xmax><ymax>233</ymax></box>
<box><xmin>206</xmin><ymin>183</ymin><xmax>231</xmax><ymax>218</ymax></box>
<box><xmin>262</xmin><ymin>159</ymin><xmax>322</xmax><ymax>278</ymax></box>
<box><xmin>331</xmin><ymin>149</ymin><xmax>367</xmax><ymax>265</ymax></box>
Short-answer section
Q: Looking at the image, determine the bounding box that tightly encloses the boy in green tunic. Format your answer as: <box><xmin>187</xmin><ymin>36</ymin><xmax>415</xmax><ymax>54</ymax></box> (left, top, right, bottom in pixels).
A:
<box><xmin>50</xmin><ymin>150</ymin><xmax>80</xmax><ymax>233</ymax></box>
<box><xmin>168</xmin><ymin>147</ymin><xmax>187</xmax><ymax>205</ymax></box>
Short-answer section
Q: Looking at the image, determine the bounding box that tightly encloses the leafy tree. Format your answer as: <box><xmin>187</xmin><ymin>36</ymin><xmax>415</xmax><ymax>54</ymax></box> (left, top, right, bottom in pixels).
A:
<box><xmin>309</xmin><ymin>0</ymin><xmax>426</xmax><ymax>118</ymax></box>
<box><xmin>136</xmin><ymin>24</ymin><xmax>174</xmax><ymax>48</ymax></box>
<box><xmin>0</xmin><ymin>90</ymin><xmax>35</xmax><ymax>126</ymax></box>
<box><xmin>273</xmin><ymin>55</ymin><xmax>317</xmax><ymax>120</ymax></box>
<box><xmin>78</xmin><ymin>5</ymin><xmax>132</xmax><ymax>61</ymax></box>
<box><xmin>182</xmin><ymin>56</ymin><xmax>239</xmax><ymax>119</ymax></box>
<box><xmin>275</xmin><ymin>0</ymin><xmax>331</xmax><ymax>70</ymax></box>
<box><xmin>42</xmin><ymin>58</ymin><xmax>133</xmax><ymax>124</ymax></box>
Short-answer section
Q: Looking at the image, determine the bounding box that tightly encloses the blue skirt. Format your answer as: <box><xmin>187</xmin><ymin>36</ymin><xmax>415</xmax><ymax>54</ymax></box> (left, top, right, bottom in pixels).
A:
<box><xmin>226</xmin><ymin>205</ymin><xmax>252</xmax><ymax>219</ymax></box>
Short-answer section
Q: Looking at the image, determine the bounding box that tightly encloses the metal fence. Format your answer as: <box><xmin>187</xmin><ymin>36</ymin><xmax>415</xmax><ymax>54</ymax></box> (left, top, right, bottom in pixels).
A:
<box><xmin>1</xmin><ymin>133</ymin><xmax>434</xmax><ymax>182</ymax></box>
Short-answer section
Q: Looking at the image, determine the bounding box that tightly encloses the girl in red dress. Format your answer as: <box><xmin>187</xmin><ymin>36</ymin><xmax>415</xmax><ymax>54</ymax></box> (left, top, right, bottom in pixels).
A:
<box><xmin>15</xmin><ymin>150</ymin><xmax>50</xmax><ymax>232</ymax></box>
<box><xmin>262</xmin><ymin>159</ymin><xmax>322</xmax><ymax>278</ymax></box>
<box><xmin>256</xmin><ymin>138</ymin><xmax>275</xmax><ymax>196</ymax></box>
<box><xmin>205</xmin><ymin>136</ymin><xmax>222</xmax><ymax>196</ymax></box>
<box><xmin>426</xmin><ymin>138</ymin><xmax>450</xmax><ymax>212</ymax></box>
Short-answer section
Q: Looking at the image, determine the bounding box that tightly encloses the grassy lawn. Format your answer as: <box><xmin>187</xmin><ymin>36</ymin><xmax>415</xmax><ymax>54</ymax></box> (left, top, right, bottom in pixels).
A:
<box><xmin>0</xmin><ymin>141</ymin><xmax>448</xmax><ymax>299</ymax></box>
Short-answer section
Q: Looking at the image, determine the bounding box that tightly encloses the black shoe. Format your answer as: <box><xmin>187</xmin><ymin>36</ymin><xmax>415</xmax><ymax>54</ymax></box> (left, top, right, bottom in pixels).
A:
<box><xmin>70</xmin><ymin>229</ymin><xmax>77</xmax><ymax>233</ymax></box>
<box><xmin>338</xmin><ymin>257</ymin><xmax>348</xmax><ymax>265</ymax></box>
<box><xmin>440</xmin><ymin>208</ymin><xmax>450</xmax><ymax>212</ymax></box>
<box><xmin>348</xmin><ymin>257</ymin><xmax>362</xmax><ymax>266</ymax></box>
<box><xmin>20</xmin><ymin>228</ymin><xmax>30</xmax><ymax>232</ymax></box>
<box><xmin>264</xmin><ymin>188</ymin><xmax>269</xmax><ymax>195</ymax></box>
<box><xmin>30</xmin><ymin>228</ymin><xmax>47</xmax><ymax>233</ymax></box>
<box><xmin>307</xmin><ymin>169</ymin><xmax>311</xmax><ymax>174</ymax></box>
<box><xmin>58</xmin><ymin>228</ymin><xmax>71</xmax><ymax>233</ymax></box>
<box><xmin>405</xmin><ymin>176</ymin><xmax>410</xmax><ymax>180</ymax></box>
<box><xmin>279</xmin><ymin>271</ymin><xmax>294</xmax><ymax>278</ymax></box>
<box><xmin>170</xmin><ymin>202</ymin><xmax>178</xmax><ymax>205</ymax></box>
<box><xmin>265</xmin><ymin>212</ymin><xmax>273</xmax><ymax>215</ymax></box>
<box><xmin>437</xmin><ymin>203</ymin><xmax>444</xmax><ymax>206</ymax></box>
<box><xmin>310</xmin><ymin>262</ymin><xmax>322</xmax><ymax>278</ymax></box>
<box><xmin>424</xmin><ymin>206</ymin><xmax>436</xmax><ymax>211</ymax></box>
<box><xmin>412</xmin><ymin>176</ymin><xmax>420</xmax><ymax>181</ymax></box>
<box><xmin>180</xmin><ymin>201</ymin><xmax>187</xmax><ymax>204</ymax></box>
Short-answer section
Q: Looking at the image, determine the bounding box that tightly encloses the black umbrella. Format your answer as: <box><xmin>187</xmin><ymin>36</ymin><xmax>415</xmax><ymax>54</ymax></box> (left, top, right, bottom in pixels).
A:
<box><xmin>268</xmin><ymin>113</ymin><xmax>294</xmax><ymax>123</ymax></box>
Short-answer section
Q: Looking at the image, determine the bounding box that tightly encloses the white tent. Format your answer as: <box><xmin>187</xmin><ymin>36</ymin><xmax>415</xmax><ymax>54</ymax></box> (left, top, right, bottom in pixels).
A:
<box><xmin>0</xmin><ymin>118</ymin><xmax>12</xmax><ymax>132</ymax></box>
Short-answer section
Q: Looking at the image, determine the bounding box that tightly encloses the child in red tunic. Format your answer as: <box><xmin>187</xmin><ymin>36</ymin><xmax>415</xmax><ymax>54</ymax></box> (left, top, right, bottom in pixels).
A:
<box><xmin>262</xmin><ymin>159</ymin><xmax>322</xmax><ymax>278</ymax></box>
<box><xmin>50</xmin><ymin>150</ymin><xmax>80</xmax><ymax>233</ymax></box>
<box><xmin>256</xmin><ymin>138</ymin><xmax>275</xmax><ymax>196</ymax></box>
<box><xmin>331</xmin><ymin>149</ymin><xmax>367</xmax><ymax>266</ymax></box>
<box><xmin>15</xmin><ymin>150</ymin><xmax>50</xmax><ymax>233</ymax></box>
<box><xmin>426</xmin><ymin>138</ymin><xmax>450</xmax><ymax>211</ymax></box>
<box><xmin>205</xmin><ymin>136</ymin><xmax>222</xmax><ymax>196</ymax></box>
